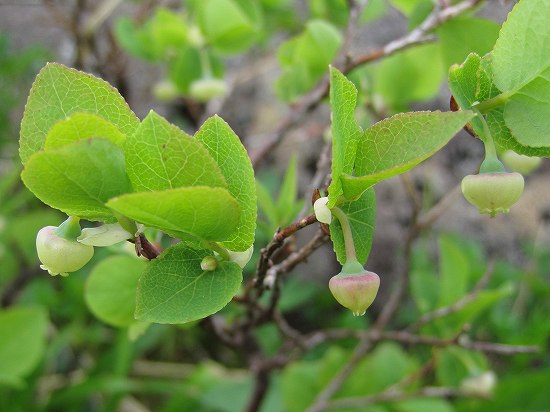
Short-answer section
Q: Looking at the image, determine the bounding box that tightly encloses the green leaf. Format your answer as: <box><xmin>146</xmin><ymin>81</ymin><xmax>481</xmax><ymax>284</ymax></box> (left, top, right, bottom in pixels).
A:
<box><xmin>0</xmin><ymin>306</ymin><xmax>48</xmax><ymax>386</ymax></box>
<box><xmin>107</xmin><ymin>186</ymin><xmax>240</xmax><ymax>241</ymax></box>
<box><xmin>341</xmin><ymin>111</ymin><xmax>474</xmax><ymax>199</ymax></box>
<box><xmin>125</xmin><ymin>111</ymin><xmax>226</xmax><ymax>192</ymax></box>
<box><xmin>491</xmin><ymin>0</ymin><xmax>550</xmax><ymax>152</ymax></box>
<box><xmin>114</xmin><ymin>8</ymin><xmax>188</xmax><ymax>61</ymax></box>
<box><xmin>327</xmin><ymin>67</ymin><xmax>362</xmax><ymax>207</ymax></box>
<box><xmin>275</xmin><ymin>20</ymin><xmax>342</xmax><ymax>102</ymax></box>
<box><xmin>437</xmin><ymin>17</ymin><xmax>500</xmax><ymax>69</ymax></box>
<box><xmin>135</xmin><ymin>243</ymin><xmax>242</xmax><ymax>323</ymax></box>
<box><xmin>169</xmin><ymin>46</ymin><xmax>224</xmax><ymax>94</ymax></box>
<box><xmin>329</xmin><ymin>188</ymin><xmax>375</xmax><ymax>265</ymax></box>
<box><xmin>19</xmin><ymin>63</ymin><xmax>139</xmax><ymax>164</ymax></box>
<box><xmin>277</xmin><ymin>154</ymin><xmax>302</xmax><ymax>224</ymax></box>
<box><xmin>197</xmin><ymin>0</ymin><xmax>262</xmax><ymax>53</ymax></box>
<box><xmin>373</xmin><ymin>44</ymin><xmax>444</xmax><ymax>110</ymax></box>
<box><xmin>21</xmin><ymin>138</ymin><xmax>132</xmax><ymax>222</ymax></box>
<box><xmin>437</xmin><ymin>234</ymin><xmax>470</xmax><ymax>308</ymax></box>
<box><xmin>436</xmin><ymin>347</ymin><xmax>487</xmax><ymax>387</ymax></box>
<box><xmin>449</xmin><ymin>52</ymin><xmax>550</xmax><ymax>156</ymax></box>
<box><xmin>256</xmin><ymin>180</ymin><xmax>279</xmax><ymax>232</ymax></box>
<box><xmin>340</xmin><ymin>342</ymin><xmax>418</xmax><ymax>396</ymax></box>
<box><xmin>44</xmin><ymin>112</ymin><xmax>126</xmax><ymax>149</ymax></box>
<box><xmin>448</xmin><ymin>53</ymin><xmax>491</xmax><ymax>138</ymax></box>
<box><xmin>85</xmin><ymin>255</ymin><xmax>147</xmax><ymax>327</ymax></box>
<box><xmin>195</xmin><ymin>116</ymin><xmax>256</xmax><ymax>251</ymax></box>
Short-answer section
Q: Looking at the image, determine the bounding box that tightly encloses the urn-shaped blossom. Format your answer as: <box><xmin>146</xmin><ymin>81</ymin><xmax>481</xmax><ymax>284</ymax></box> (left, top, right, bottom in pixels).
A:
<box><xmin>36</xmin><ymin>217</ymin><xmax>93</xmax><ymax>277</ymax></box>
<box><xmin>37</xmin><ymin>226</ymin><xmax>94</xmax><ymax>277</ymax></box>
<box><xmin>461</xmin><ymin>172</ymin><xmax>524</xmax><ymax>217</ymax></box>
<box><xmin>189</xmin><ymin>78</ymin><xmax>227</xmax><ymax>102</ymax></box>
<box><xmin>329</xmin><ymin>261</ymin><xmax>380</xmax><ymax>316</ymax></box>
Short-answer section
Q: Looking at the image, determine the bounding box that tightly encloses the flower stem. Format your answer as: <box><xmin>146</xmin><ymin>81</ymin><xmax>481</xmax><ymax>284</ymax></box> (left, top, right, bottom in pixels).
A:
<box><xmin>208</xmin><ymin>241</ymin><xmax>230</xmax><ymax>261</ymax></box>
<box><xmin>471</xmin><ymin>108</ymin><xmax>505</xmax><ymax>173</ymax></box>
<box><xmin>55</xmin><ymin>216</ymin><xmax>82</xmax><ymax>240</ymax></box>
<box><xmin>331</xmin><ymin>207</ymin><xmax>357</xmax><ymax>263</ymax></box>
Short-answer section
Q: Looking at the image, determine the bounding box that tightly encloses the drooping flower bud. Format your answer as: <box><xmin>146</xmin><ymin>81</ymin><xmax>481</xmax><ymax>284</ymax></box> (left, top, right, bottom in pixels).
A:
<box><xmin>36</xmin><ymin>222</ymin><xmax>94</xmax><ymax>277</ymax></box>
<box><xmin>461</xmin><ymin>172</ymin><xmax>524</xmax><ymax>217</ymax></box>
<box><xmin>200</xmin><ymin>255</ymin><xmax>218</xmax><ymax>271</ymax></box>
<box><xmin>501</xmin><ymin>150</ymin><xmax>542</xmax><ymax>175</ymax></box>
<box><xmin>152</xmin><ymin>80</ymin><xmax>179</xmax><ymax>102</ymax></box>
<box><xmin>329</xmin><ymin>262</ymin><xmax>380</xmax><ymax>316</ymax></box>
<box><xmin>460</xmin><ymin>371</ymin><xmax>497</xmax><ymax>398</ymax></box>
<box><xmin>189</xmin><ymin>78</ymin><xmax>227</xmax><ymax>102</ymax></box>
<box><xmin>314</xmin><ymin>196</ymin><xmax>332</xmax><ymax>224</ymax></box>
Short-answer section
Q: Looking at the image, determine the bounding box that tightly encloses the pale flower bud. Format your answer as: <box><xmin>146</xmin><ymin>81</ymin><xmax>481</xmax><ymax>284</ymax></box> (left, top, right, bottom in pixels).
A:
<box><xmin>37</xmin><ymin>226</ymin><xmax>94</xmax><ymax>277</ymax></box>
<box><xmin>461</xmin><ymin>172</ymin><xmax>524</xmax><ymax>217</ymax></box>
<box><xmin>314</xmin><ymin>196</ymin><xmax>332</xmax><ymax>224</ymax></box>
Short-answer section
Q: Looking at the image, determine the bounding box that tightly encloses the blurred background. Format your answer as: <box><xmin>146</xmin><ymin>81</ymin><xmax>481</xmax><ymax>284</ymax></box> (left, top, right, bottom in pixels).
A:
<box><xmin>1</xmin><ymin>1</ymin><xmax>550</xmax><ymax>411</ymax></box>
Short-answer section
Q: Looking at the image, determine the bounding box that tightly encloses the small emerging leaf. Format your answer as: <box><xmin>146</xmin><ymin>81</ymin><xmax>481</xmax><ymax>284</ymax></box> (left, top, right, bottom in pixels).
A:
<box><xmin>44</xmin><ymin>112</ymin><xmax>126</xmax><ymax>149</ymax></box>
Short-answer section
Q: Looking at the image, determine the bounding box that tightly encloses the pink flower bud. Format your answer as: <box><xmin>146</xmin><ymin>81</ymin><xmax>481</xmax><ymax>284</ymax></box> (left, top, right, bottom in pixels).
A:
<box><xmin>329</xmin><ymin>270</ymin><xmax>380</xmax><ymax>316</ymax></box>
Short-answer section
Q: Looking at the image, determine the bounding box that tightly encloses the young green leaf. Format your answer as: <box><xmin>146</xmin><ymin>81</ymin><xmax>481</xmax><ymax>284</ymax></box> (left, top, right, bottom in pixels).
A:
<box><xmin>341</xmin><ymin>111</ymin><xmax>474</xmax><ymax>199</ymax></box>
<box><xmin>196</xmin><ymin>0</ymin><xmax>262</xmax><ymax>53</ymax></box>
<box><xmin>21</xmin><ymin>138</ymin><xmax>132</xmax><ymax>222</ymax></box>
<box><xmin>44</xmin><ymin>112</ymin><xmax>126</xmax><ymax>149</ymax></box>
<box><xmin>125</xmin><ymin>111</ymin><xmax>226</xmax><ymax>192</ymax></box>
<box><xmin>449</xmin><ymin>53</ymin><xmax>549</xmax><ymax>156</ymax></box>
<box><xmin>0</xmin><ymin>306</ymin><xmax>48</xmax><ymax>386</ymax></box>
<box><xmin>329</xmin><ymin>188</ymin><xmax>375</xmax><ymax>266</ymax></box>
<box><xmin>107</xmin><ymin>186</ymin><xmax>240</xmax><ymax>241</ymax></box>
<box><xmin>19</xmin><ymin>63</ymin><xmax>139</xmax><ymax>164</ymax></box>
<box><xmin>327</xmin><ymin>67</ymin><xmax>362</xmax><ymax>207</ymax></box>
<box><xmin>436</xmin><ymin>17</ymin><xmax>500</xmax><ymax>69</ymax></box>
<box><xmin>277</xmin><ymin>154</ymin><xmax>302</xmax><ymax>224</ymax></box>
<box><xmin>135</xmin><ymin>243</ymin><xmax>242</xmax><ymax>324</ymax></box>
<box><xmin>195</xmin><ymin>116</ymin><xmax>256</xmax><ymax>251</ymax></box>
<box><xmin>373</xmin><ymin>44</ymin><xmax>444</xmax><ymax>110</ymax></box>
<box><xmin>85</xmin><ymin>255</ymin><xmax>147</xmax><ymax>327</ymax></box>
<box><xmin>490</xmin><ymin>0</ymin><xmax>550</xmax><ymax>152</ymax></box>
<box><xmin>275</xmin><ymin>20</ymin><xmax>342</xmax><ymax>102</ymax></box>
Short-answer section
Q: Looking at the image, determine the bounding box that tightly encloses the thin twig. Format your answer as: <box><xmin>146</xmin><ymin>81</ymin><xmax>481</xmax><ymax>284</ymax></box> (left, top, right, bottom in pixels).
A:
<box><xmin>324</xmin><ymin>386</ymin><xmax>460</xmax><ymax>411</ymax></box>
<box><xmin>254</xmin><ymin>214</ymin><xmax>319</xmax><ymax>291</ymax></box>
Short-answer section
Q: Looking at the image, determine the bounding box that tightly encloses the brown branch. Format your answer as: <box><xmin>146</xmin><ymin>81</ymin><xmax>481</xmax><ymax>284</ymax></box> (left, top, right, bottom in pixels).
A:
<box><xmin>262</xmin><ymin>230</ymin><xmax>329</xmax><ymax>289</ymax></box>
<box><xmin>254</xmin><ymin>214</ymin><xmax>319</xmax><ymax>291</ymax></box>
